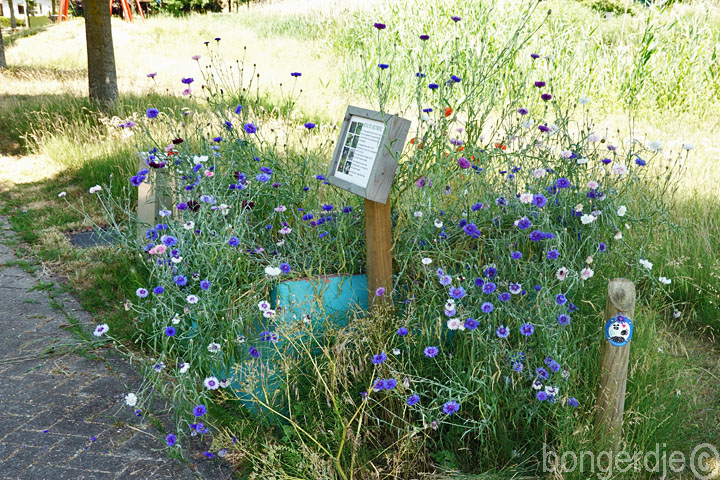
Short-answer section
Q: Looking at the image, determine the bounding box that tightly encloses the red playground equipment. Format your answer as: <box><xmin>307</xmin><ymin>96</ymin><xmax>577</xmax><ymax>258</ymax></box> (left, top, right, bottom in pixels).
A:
<box><xmin>56</xmin><ymin>0</ymin><xmax>145</xmax><ymax>23</ymax></box>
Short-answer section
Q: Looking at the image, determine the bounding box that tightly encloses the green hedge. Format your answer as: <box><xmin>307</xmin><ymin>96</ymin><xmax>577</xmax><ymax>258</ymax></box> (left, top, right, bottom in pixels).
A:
<box><xmin>1</xmin><ymin>17</ymin><xmax>27</xmax><ymax>27</ymax></box>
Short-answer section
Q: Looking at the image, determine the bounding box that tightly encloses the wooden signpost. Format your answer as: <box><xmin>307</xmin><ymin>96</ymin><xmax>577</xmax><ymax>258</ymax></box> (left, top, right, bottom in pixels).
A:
<box><xmin>595</xmin><ymin>278</ymin><xmax>636</xmax><ymax>451</ymax></box>
<box><xmin>327</xmin><ymin>106</ymin><xmax>411</xmax><ymax>308</ymax></box>
<box><xmin>137</xmin><ymin>161</ymin><xmax>174</xmax><ymax>244</ymax></box>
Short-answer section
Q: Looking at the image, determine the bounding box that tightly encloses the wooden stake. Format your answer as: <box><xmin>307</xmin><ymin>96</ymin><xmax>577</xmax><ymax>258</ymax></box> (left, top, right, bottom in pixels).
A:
<box><xmin>595</xmin><ymin>278</ymin><xmax>636</xmax><ymax>450</ymax></box>
<box><xmin>137</xmin><ymin>163</ymin><xmax>173</xmax><ymax>244</ymax></box>
<box><xmin>364</xmin><ymin>198</ymin><xmax>392</xmax><ymax>309</ymax></box>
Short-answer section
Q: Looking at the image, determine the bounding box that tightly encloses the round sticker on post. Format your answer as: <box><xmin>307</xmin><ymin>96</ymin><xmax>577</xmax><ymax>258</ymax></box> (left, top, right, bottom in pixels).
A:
<box><xmin>604</xmin><ymin>314</ymin><xmax>633</xmax><ymax>347</ymax></box>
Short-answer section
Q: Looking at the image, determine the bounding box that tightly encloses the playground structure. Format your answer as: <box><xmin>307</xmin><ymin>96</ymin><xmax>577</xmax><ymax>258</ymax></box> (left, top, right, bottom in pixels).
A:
<box><xmin>56</xmin><ymin>0</ymin><xmax>145</xmax><ymax>23</ymax></box>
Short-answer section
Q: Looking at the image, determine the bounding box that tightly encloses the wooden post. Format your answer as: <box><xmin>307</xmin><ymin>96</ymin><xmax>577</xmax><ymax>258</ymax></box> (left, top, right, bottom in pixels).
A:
<box><xmin>137</xmin><ymin>164</ymin><xmax>173</xmax><ymax>244</ymax></box>
<box><xmin>595</xmin><ymin>278</ymin><xmax>636</xmax><ymax>450</ymax></box>
<box><xmin>364</xmin><ymin>198</ymin><xmax>392</xmax><ymax>309</ymax></box>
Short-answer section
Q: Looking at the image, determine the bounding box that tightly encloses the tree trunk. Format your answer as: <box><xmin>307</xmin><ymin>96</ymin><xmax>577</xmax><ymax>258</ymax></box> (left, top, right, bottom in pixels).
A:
<box><xmin>8</xmin><ymin>0</ymin><xmax>17</xmax><ymax>29</ymax></box>
<box><xmin>52</xmin><ymin>0</ymin><xmax>56</xmax><ymax>15</ymax></box>
<box><xmin>0</xmin><ymin>28</ymin><xmax>7</xmax><ymax>69</ymax></box>
<box><xmin>84</xmin><ymin>0</ymin><xmax>118</xmax><ymax>104</ymax></box>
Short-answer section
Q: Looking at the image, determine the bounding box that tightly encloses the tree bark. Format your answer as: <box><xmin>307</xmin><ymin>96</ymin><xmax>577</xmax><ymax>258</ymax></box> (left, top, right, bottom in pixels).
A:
<box><xmin>0</xmin><ymin>27</ymin><xmax>7</xmax><ymax>69</ymax></box>
<box><xmin>52</xmin><ymin>0</ymin><xmax>56</xmax><ymax>15</ymax></box>
<box><xmin>84</xmin><ymin>0</ymin><xmax>118</xmax><ymax>104</ymax></box>
<box><xmin>8</xmin><ymin>0</ymin><xmax>17</xmax><ymax>29</ymax></box>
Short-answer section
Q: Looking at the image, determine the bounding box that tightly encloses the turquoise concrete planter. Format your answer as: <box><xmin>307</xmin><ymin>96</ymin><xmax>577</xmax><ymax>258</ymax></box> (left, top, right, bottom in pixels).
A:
<box><xmin>222</xmin><ymin>274</ymin><xmax>369</xmax><ymax>419</ymax></box>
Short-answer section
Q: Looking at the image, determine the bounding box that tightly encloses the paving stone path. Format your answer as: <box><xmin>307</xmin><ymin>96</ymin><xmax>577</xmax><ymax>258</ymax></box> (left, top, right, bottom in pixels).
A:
<box><xmin>0</xmin><ymin>217</ymin><xmax>233</xmax><ymax>480</ymax></box>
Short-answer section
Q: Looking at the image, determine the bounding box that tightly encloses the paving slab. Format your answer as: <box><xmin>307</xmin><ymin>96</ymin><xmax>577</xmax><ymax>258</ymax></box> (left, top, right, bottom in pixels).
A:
<box><xmin>0</xmin><ymin>216</ymin><xmax>234</xmax><ymax>480</ymax></box>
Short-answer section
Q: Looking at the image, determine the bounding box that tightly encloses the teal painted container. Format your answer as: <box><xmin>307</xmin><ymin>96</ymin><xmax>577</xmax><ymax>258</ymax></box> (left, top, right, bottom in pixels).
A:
<box><xmin>223</xmin><ymin>274</ymin><xmax>368</xmax><ymax>420</ymax></box>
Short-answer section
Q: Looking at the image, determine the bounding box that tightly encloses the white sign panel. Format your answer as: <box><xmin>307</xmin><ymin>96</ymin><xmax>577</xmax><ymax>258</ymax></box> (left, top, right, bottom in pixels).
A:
<box><xmin>333</xmin><ymin>116</ymin><xmax>386</xmax><ymax>189</ymax></box>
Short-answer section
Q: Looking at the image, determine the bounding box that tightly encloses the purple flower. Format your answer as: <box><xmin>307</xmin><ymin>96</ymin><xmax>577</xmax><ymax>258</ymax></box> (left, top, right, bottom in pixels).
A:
<box><xmin>481</xmin><ymin>302</ymin><xmax>494</xmax><ymax>313</ymax></box>
<box><xmin>420</xmin><ymin>34</ymin><xmax>430</xmax><ymax>41</ymax></box>
<box><xmin>536</xmin><ymin>367</ymin><xmax>549</xmax><ymax>380</ymax></box>
<box><xmin>146</xmin><ymin>108</ymin><xmax>159</xmax><ymax>119</ymax></box>
<box><xmin>534</xmin><ymin>81</ymin><xmax>546</xmax><ymax>88</ymax></box>
<box><xmin>373</xmin><ymin>22</ymin><xmax>386</xmax><ymax>29</ymax></box>
<box><xmin>547</xmin><ymin>249</ymin><xmax>560</xmax><ymax>260</ymax></box>
<box><xmin>541</xmin><ymin>93</ymin><xmax>552</xmax><ymax>101</ymax></box>
<box><xmin>147</xmin><ymin>72</ymin><xmax>157</xmax><ymax>78</ymax></box>
<box><xmin>439</xmin><ymin>275</ymin><xmax>452</xmax><ymax>286</ymax></box>
<box><xmin>378</xmin><ymin>63</ymin><xmax>389</xmax><ymax>69</ymax></box>
<box><xmin>520</xmin><ymin>323</ymin><xmax>535</xmax><ymax>336</ymax></box>
<box><xmin>464</xmin><ymin>318</ymin><xmax>478</xmax><ymax>330</ymax></box>
<box><xmin>449</xmin><ymin>286</ymin><xmax>466</xmax><ymax>299</ymax></box>
<box><xmin>280</xmin><ymin>263</ymin><xmax>291</xmax><ymax>274</ymax></box>
<box><xmin>428</xmin><ymin>83</ymin><xmax>439</xmax><ymax>90</ymax></box>
<box><xmin>243</xmin><ymin>123</ymin><xmax>257</xmax><ymax>134</ymax></box>
<box><xmin>193</xmin><ymin>404</ymin><xmax>207</xmax><ymax>417</ymax></box>
<box><xmin>555</xmin><ymin>294</ymin><xmax>567</xmax><ymax>306</ymax></box>
<box><xmin>538</xmin><ymin>124</ymin><xmax>550</xmax><ymax>133</ymax></box>
<box><xmin>496</xmin><ymin>325</ymin><xmax>509</xmax><ymax>338</ymax></box>
<box><xmin>556</xmin><ymin>177</ymin><xmax>571</xmax><ymax>189</ymax></box>
<box><xmin>463</xmin><ymin>223</ymin><xmax>481</xmax><ymax>238</ymax></box>
<box><xmin>568</xmin><ymin>397</ymin><xmax>579</xmax><ymax>407</ymax></box>
<box><xmin>304</xmin><ymin>122</ymin><xmax>315</xmax><ymax>129</ymax></box>
<box><xmin>165</xmin><ymin>433</ymin><xmax>177</xmax><ymax>447</ymax></box>
<box><xmin>181</xmin><ymin>77</ymin><xmax>194</xmax><ymax>84</ymax></box>
<box><xmin>511</xmin><ymin>251</ymin><xmax>522</xmax><ymax>260</ymax></box>
<box><xmin>375</xmin><ymin>287</ymin><xmax>386</xmax><ymax>297</ymax></box>
<box><xmin>518</xmin><ymin>107</ymin><xmax>529</xmax><ymax>115</ymax></box>
<box><xmin>457</xmin><ymin>157</ymin><xmax>471</xmax><ymax>169</ymax></box>
<box><xmin>397</xmin><ymin>327</ymin><xmax>409</xmax><ymax>336</ymax></box>
<box><xmin>557</xmin><ymin>313</ymin><xmax>570</xmax><ymax>326</ymax></box>
<box><xmin>498</xmin><ymin>292</ymin><xmax>511</xmax><ymax>303</ymax></box>
<box><xmin>165</xmin><ymin>327</ymin><xmax>176</xmax><ymax>337</ymax></box>
<box><xmin>372</xmin><ymin>352</ymin><xmax>387</xmax><ymax>365</ymax></box>
<box><xmin>537</xmin><ymin>391</ymin><xmax>548</xmax><ymax>401</ymax></box>
<box><xmin>532</xmin><ymin>194</ymin><xmax>547</xmax><ymax>208</ymax></box>
<box><xmin>407</xmin><ymin>394</ymin><xmax>420</xmax><ymax>406</ymax></box>
<box><xmin>290</xmin><ymin>72</ymin><xmax>302</xmax><ymax>77</ymax></box>
<box><xmin>424</xmin><ymin>346</ymin><xmax>439</xmax><ymax>358</ymax></box>
<box><xmin>249</xmin><ymin>347</ymin><xmax>260</xmax><ymax>358</ymax></box>
<box><xmin>531</xmin><ymin>53</ymin><xmax>540</xmax><ymax>59</ymax></box>
<box><xmin>450</xmin><ymin>15</ymin><xmax>461</xmax><ymax>22</ymax></box>
<box><xmin>385</xmin><ymin>378</ymin><xmax>397</xmax><ymax>389</ymax></box>
<box><xmin>442</xmin><ymin>400</ymin><xmax>460</xmax><ymax>415</ymax></box>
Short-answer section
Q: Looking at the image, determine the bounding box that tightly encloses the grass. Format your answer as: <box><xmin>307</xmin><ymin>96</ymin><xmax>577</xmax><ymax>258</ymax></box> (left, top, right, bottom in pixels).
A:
<box><xmin>0</xmin><ymin>0</ymin><xmax>719</xmax><ymax>477</ymax></box>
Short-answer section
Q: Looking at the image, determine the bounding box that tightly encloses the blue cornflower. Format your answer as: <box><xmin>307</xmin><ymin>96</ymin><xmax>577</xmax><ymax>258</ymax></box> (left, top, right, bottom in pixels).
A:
<box><xmin>547</xmin><ymin>249</ymin><xmax>560</xmax><ymax>260</ymax></box>
<box><xmin>407</xmin><ymin>394</ymin><xmax>420</xmax><ymax>406</ymax></box>
<box><xmin>228</xmin><ymin>237</ymin><xmax>239</xmax><ymax>247</ymax></box>
<box><xmin>165</xmin><ymin>433</ymin><xmax>177</xmax><ymax>447</ymax></box>
<box><xmin>530</xmin><ymin>230</ymin><xmax>555</xmax><ymax>241</ymax></box>
<box><xmin>512</xmin><ymin>361</ymin><xmax>523</xmax><ymax>372</ymax></box>
<box><xmin>280</xmin><ymin>263</ymin><xmax>291</xmax><ymax>274</ymax></box>
<box><xmin>439</xmin><ymin>275</ymin><xmax>452</xmax><ymax>286</ymax></box>
<box><xmin>174</xmin><ymin>275</ymin><xmax>188</xmax><ymax>287</ymax></box>
<box><xmin>464</xmin><ymin>318</ymin><xmax>478</xmax><ymax>330</ymax></box>
<box><xmin>424</xmin><ymin>346</ymin><xmax>439</xmax><ymax>358</ymax></box>
<box><xmin>463</xmin><ymin>223</ymin><xmax>481</xmax><ymax>238</ymax></box>
<box><xmin>537</xmin><ymin>391</ymin><xmax>548</xmax><ymax>401</ymax></box>
<box><xmin>162</xmin><ymin>235</ymin><xmax>178</xmax><ymax>247</ymax></box>
<box><xmin>130</xmin><ymin>175</ymin><xmax>145</xmax><ymax>187</ymax></box>
<box><xmin>532</xmin><ymin>194</ymin><xmax>547</xmax><ymax>208</ymax></box>
<box><xmin>384</xmin><ymin>378</ymin><xmax>397</xmax><ymax>389</ymax></box>
<box><xmin>555</xmin><ymin>294</ymin><xmax>567</xmax><ymax>306</ymax></box>
<box><xmin>397</xmin><ymin>327</ymin><xmax>409</xmax><ymax>336</ymax></box>
<box><xmin>193</xmin><ymin>404</ymin><xmax>207</xmax><ymax>417</ymax></box>
<box><xmin>136</xmin><ymin>288</ymin><xmax>149</xmax><ymax>298</ymax></box>
<box><xmin>199</xmin><ymin>279</ymin><xmax>210</xmax><ymax>290</ymax></box>
<box><xmin>146</xmin><ymin>108</ymin><xmax>159</xmax><ymax>118</ymax></box>
<box><xmin>290</xmin><ymin>72</ymin><xmax>302</xmax><ymax>77</ymax></box>
<box><xmin>557</xmin><ymin>313</ymin><xmax>570</xmax><ymax>326</ymax></box>
<box><xmin>449</xmin><ymin>286</ymin><xmax>466</xmax><ymax>299</ymax></box>
<box><xmin>249</xmin><ymin>347</ymin><xmax>260</xmax><ymax>358</ymax></box>
<box><xmin>481</xmin><ymin>302</ymin><xmax>494</xmax><ymax>313</ymax></box>
<box><xmin>428</xmin><ymin>83</ymin><xmax>439</xmax><ymax>90</ymax></box>
<box><xmin>243</xmin><ymin>123</ymin><xmax>257</xmax><ymax>134</ymax></box>
<box><xmin>450</xmin><ymin>74</ymin><xmax>461</xmax><ymax>83</ymax></box>
<box><xmin>165</xmin><ymin>327</ymin><xmax>176</xmax><ymax>337</ymax></box>
<box><xmin>181</xmin><ymin>77</ymin><xmax>194</xmax><ymax>84</ymax></box>
<box><xmin>536</xmin><ymin>367</ymin><xmax>549</xmax><ymax>380</ymax></box>
<box><xmin>520</xmin><ymin>323</ymin><xmax>535</xmax><ymax>336</ymax></box>
<box><xmin>568</xmin><ymin>397</ymin><xmax>579</xmax><ymax>407</ymax></box>
<box><xmin>234</xmin><ymin>105</ymin><xmax>243</xmax><ymax>114</ymax></box>
<box><xmin>304</xmin><ymin>122</ymin><xmax>315</xmax><ymax>129</ymax></box>
<box><xmin>511</xmin><ymin>251</ymin><xmax>522</xmax><ymax>260</ymax></box>
<box><xmin>498</xmin><ymin>292</ymin><xmax>511</xmax><ymax>302</ymax></box>
<box><xmin>442</xmin><ymin>400</ymin><xmax>460</xmax><ymax>415</ymax></box>
<box><xmin>322</xmin><ymin>204</ymin><xmax>334</xmax><ymax>211</ymax></box>
<box><xmin>256</xmin><ymin>173</ymin><xmax>271</xmax><ymax>182</ymax></box>
<box><xmin>371</xmin><ymin>352</ymin><xmax>387</xmax><ymax>365</ymax></box>
<box><xmin>373</xmin><ymin>379</ymin><xmax>385</xmax><ymax>391</ymax></box>
<box><xmin>496</xmin><ymin>325</ymin><xmax>510</xmax><ymax>338</ymax></box>
<box><xmin>635</xmin><ymin>157</ymin><xmax>646</xmax><ymax>166</ymax></box>
<box><xmin>474</xmin><ymin>278</ymin><xmax>484</xmax><ymax>288</ymax></box>
<box><xmin>153</xmin><ymin>286</ymin><xmax>164</xmax><ymax>295</ymax></box>
<box><xmin>484</xmin><ymin>267</ymin><xmax>497</xmax><ymax>278</ymax></box>
<box><xmin>598</xmin><ymin>242</ymin><xmax>607</xmax><ymax>252</ymax></box>
<box><xmin>471</xmin><ymin>202</ymin><xmax>483</xmax><ymax>211</ymax></box>
<box><xmin>378</xmin><ymin>63</ymin><xmax>389</xmax><ymax>69</ymax></box>
<box><xmin>556</xmin><ymin>178</ymin><xmax>571</xmax><ymax>189</ymax></box>
<box><xmin>516</xmin><ymin>217</ymin><xmax>531</xmax><ymax>229</ymax></box>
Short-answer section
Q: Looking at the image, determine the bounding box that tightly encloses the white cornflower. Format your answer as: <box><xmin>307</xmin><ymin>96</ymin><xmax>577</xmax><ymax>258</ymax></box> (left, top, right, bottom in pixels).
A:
<box><xmin>545</xmin><ymin>385</ymin><xmax>559</xmax><ymax>396</ymax></box>
<box><xmin>219</xmin><ymin>379</ymin><xmax>231</xmax><ymax>388</ymax></box>
<box><xmin>586</xmin><ymin>256</ymin><xmax>594</xmax><ymax>264</ymax></box>
<box><xmin>193</xmin><ymin>155</ymin><xmax>208</xmax><ymax>165</ymax></box>
<box><xmin>533</xmin><ymin>167</ymin><xmax>547</xmax><ymax>178</ymax></box>
<box><xmin>421</xmin><ymin>257</ymin><xmax>432</xmax><ymax>265</ymax></box>
<box><xmin>203</xmin><ymin>376</ymin><xmax>220</xmax><ymax>390</ymax></box>
<box><xmin>673</xmin><ymin>310</ymin><xmax>681</xmax><ymax>318</ymax></box>
<box><xmin>89</xmin><ymin>185</ymin><xmax>102</xmax><ymax>194</ymax></box>
<box><xmin>521</xmin><ymin>119</ymin><xmax>534</xmax><ymax>129</ymax></box>
<box><xmin>279</xmin><ymin>226</ymin><xmax>292</xmax><ymax>235</ymax></box>
<box><xmin>179</xmin><ymin>362</ymin><xmax>190</xmax><ymax>374</ymax></box>
<box><xmin>159</xmin><ymin>209</ymin><xmax>171</xmax><ymax>217</ymax></box>
<box><xmin>617</xmin><ymin>205</ymin><xmax>627</xmax><ymax>217</ymax></box>
<box><xmin>639</xmin><ymin>258</ymin><xmax>653</xmax><ymax>270</ymax></box>
<box><xmin>446</xmin><ymin>318</ymin><xmax>465</xmax><ymax>331</ymax></box>
<box><xmin>183</xmin><ymin>221</ymin><xmax>195</xmax><ymax>230</ymax></box>
<box><xmin>580</xmin><ymin>267</ymin><xmax>594</xmax><ymax>281</ymax></box>
<box><xmin>519</xmin><ymin>193</ymin><xmax>534</xmax><ymax>204</ymax></box>
<box><xmin>171</xmin><ymin>256</ymin><xmax>182</xmax><ymax>264</ymax></box>
<box><xmin>556</xmin><ymin>267</ymin><xmax>569</xmax><ymax>281</ymax></box>
<box><xmin>574</xmin><ymin>204</ymin><xmax>584</xmax><ymax>213</ymax></box>
<box><xmin>274</xmin><ymin>205</ymin><xmax>287</xmax><ymax>212</ymax></box>
<box><xmin>587</xmin><ymin>180</ymin><xmax>599</xmax><ymax>190</ymax></box>
<box><xmin>612</xmin><ymin>164</ymin><xmax>628</xmax><ymax>175</ymax></box>
<box><xmin>58</xmin><ymin>192</ymin><xmax>67</xmax><ymax>198</ymax></box>
<box><xmin>532</xmin><ymin>380</ymin><xmax>543</xmax><ymax>390</ymax></box>
<box><xmin>648</xmin><ymin>140</ymin><xmax>663</xmax><ymax>152</ymax></box>
<box><xmin>258</xmin><ymin>300</ymin><xmax>271</xmax><ymax>311</ymax></box>
<box><xmin>125</xmin><ymin>393</ymin><xmax>138</xmax><ymax>406</ymax></box>
<box><xmin>659</xmin><ymin>276</ymin><xmax>672</xmax><ymax>285</ymax></box>
<box><xmin>207</xmin><ymin>343</ymin><xmax>221</xmax><ymax>353</ymax></box>
<box><xmin>413</xmin><ymin>211</ymin><xmax>423</xmax><ymax>218</ymax></box>
<box><xmin>186</xmin><ymin>295</ymin><xmax>199</xmax><ymax>304</ymax></box>
<box><xmin>94</xmin><ymin>324</ymin><xmax>109</xmax><ymax>337</ymax></box>
<box><xmin>219</xmin><ymin>204</ymin><xmax>231</xmax><ymax>216</ymax></box>
<box><xmin>392</xmin><ymin>348</ymin><xmax>401</xmax><ymax>356</ymax></box>
<box><xmin>578</xmin><ymin>97</ymin><xmax>591</xmax><ymax>105</ymax></box>
<box><xmin>265</xmin><ymin>266</ymin><xmax>282</xmax><ymax>276</ymax></box>
<box><xmin>576</xmin><ymin>157</ymin><xmax>588</xmax><ymax>165</ymax></box>
<box><xmin>560</xmin><ymin>150</ymin><xmax>573</xmax><ymax>159</ymax></box>
<box><xmin>580</xmin><ymin>214</ymin><xmax>596</xmax><ymax>225</ymax></box>
<box><xmin>171</xmin><ymin>314</ymin><xmax>181</xmax><ymax>325</ymax></box>
<box><xmin>434</xmin><ymin>219</ymin><xmax>444</xmax><ymax>228</ymax></box>
<box><xmin>587</xmin><ymin>134</ymin><xmax>600</xmax><ymax>143</ymax></box>
<box><xmin>682</xmin><ymin>143</ymin><xmax>694</xmax><ymax>151</ymax></box>
<box><xmin>614</xmin><ymin>231</ymin><xmax>623</xmax><ymax>240</ymax></box>
<box><xmin>262</xmin><ymin>309</ymin><xmax>276</xmax><ymax>318</ymax></box>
